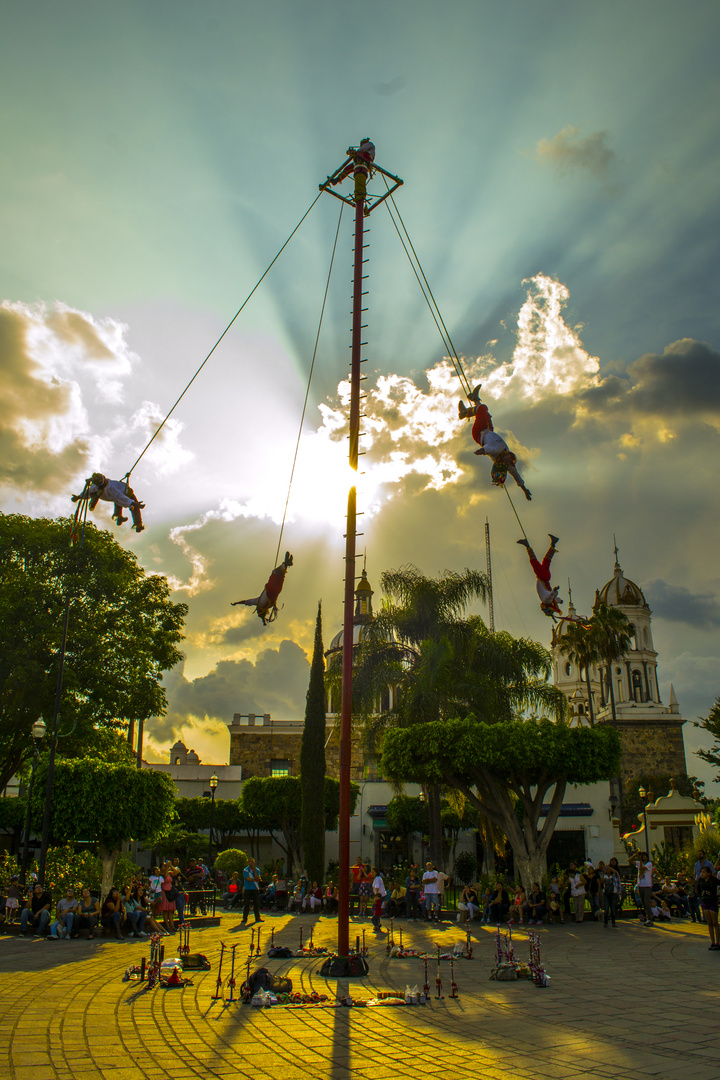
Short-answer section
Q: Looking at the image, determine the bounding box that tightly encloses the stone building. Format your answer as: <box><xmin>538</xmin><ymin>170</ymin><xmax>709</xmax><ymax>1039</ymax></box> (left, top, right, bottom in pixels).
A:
<box><xmin>552</xmin><ymin>550</ymin><xmax>688</xmax><ymax>792</ymax></box>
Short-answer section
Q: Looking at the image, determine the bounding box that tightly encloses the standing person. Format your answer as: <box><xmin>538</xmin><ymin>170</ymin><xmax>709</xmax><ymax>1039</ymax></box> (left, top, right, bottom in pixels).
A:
<box><xmin>405</xmin><ymin>870</ymin><xmax>421</xmax><ymax>920</ymax></box>
<box><xmin>4</xmin><ymin>877</ymin><xmax>22</xmax><ymax>926</ymax></box>
<box><xmin>694</xmin><ymin>850</ymin><xmax>714</xmax><ymax>887</ymax></box>
<box><xmin>371</xmin><ymin>868</ymin><xmax>387</xmax><ymax>915</ymax></box>
<box><xmin>434</xmin><ymin>866</ymin><xmax>449</xmax><ymax>921</ymax></box>
<box><xmin>586</xmin><ymin>865</ymin><xmax>602</xmax><ymax>920</ymax></box>
<box><xmin>602</xmin><ymin>864</ymin><xmax>621</xmax><ymax>928</ymax></box>
<box><xmin>570</xmin><ymin>867</ymin><xmax>587</xmax><ymax>924</ymax></box>
<box><xmin>241</xmin><ymin>857</ymin><xmax>263</xmax><ymax>926</ymax></box>
<box><xmin>371</xmin><ymin>884</ymin><xmax>384</xmax><ymax>932</ymax></box>
<box><xmin>634</xmin><ymin>852</ymin><xmax>655</xmax><ymax>927</ymax></box>
<box><xmin>158</xmin><ymin>862</ymin><xmax>177</xmax><ymax>934</ymax></box>
<box><xmin>357</xmin><ymin>864</ymin><xmax>373</xmax><ymax>918</ymax></box>
<box><xmin>697</xmin><ymin>866</ymin><xmax>720</xmax><ymax>950</ymax></box>
<box><xmin>422</xmin><ymin>862</ymin><xmax>439</xmax><ymax>923</ymax></box>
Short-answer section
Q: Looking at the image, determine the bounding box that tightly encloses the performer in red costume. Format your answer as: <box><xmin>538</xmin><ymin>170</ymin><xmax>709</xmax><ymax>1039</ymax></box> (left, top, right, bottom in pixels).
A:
<box><xmin>232</xmin><ymin>552</ymin><xmax>294</xmax><ymax>625</ymax></box>
<box><xmin>458</xmin><ymin>387</ymin><xmax>532</xmax><ymax>500</ymax></box>
<box><xmin>518</xmin><ymin>535</ymin><xmax>562</xmax><ymax>618</ymax></box>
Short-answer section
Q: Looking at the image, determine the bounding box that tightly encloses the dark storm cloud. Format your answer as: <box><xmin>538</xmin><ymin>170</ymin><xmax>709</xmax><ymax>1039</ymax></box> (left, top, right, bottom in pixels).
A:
<box><xmin>222</xmin><ymin>618</ymin><xmax>269</xmax><ymax>646</ymax></box>
<box><xmin>0</xmin><ymin>305</ymin><xmax>90</xmax><ymax>489</ymax></box>
<box><xmin>578</xmin><ymin>339</ymin><xmax>720</xmax><ymax>419</ymax></box>
<box><xmin>643</xmin><ymin>579</ymin><xmax>720</xmax><ymax>629</ymax></box>
<box><xmin>155</xmin><ymin>640</ymin><xmax>311</xmax><ymax>740</ymax></box>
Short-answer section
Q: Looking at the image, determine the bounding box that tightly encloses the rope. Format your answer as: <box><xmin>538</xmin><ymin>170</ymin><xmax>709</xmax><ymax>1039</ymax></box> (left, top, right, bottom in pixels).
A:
<box><xmin>273</xmin><ymin>202</ymin><xmax>345</xmax><ymax>565</ymax></box>
<box><xmin>124</xmin><ymin>191</ymin><xmax>324</xmax><ymax>480</ymax></box>
<box><xmin>504</xmin><ymin>486</ymin><xmax>529</xmax><ymax>542</ymax></box>
<box><xmin>381</xmin><ymin>178</ymin><xmax>472</xmax><ymax>399</ymax></box>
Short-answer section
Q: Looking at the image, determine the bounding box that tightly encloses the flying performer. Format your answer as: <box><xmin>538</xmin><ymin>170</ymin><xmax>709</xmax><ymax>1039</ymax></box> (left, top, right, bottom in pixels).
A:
<box><xmin>518</xmin><ymin>534</ymin><xmax>562</xmax><ymax>618</ymax></box>
<box><xmin>328</xmin><ymin>138</ymin><xmax>376</xmax><ymax>200</ymax></box>
<box><xmin>231</xmin><ymin>552</ymin><xmax>294</xmax><ymax>625</ymax></box>
<box><xmin>458</xmin><ymin>387</ymin><xmax>532</xmax><ymax>500</ymax></box>
<box><xmin>71</xmin><ymin>473</ymin><xmax>145</xmax><ymax>532</ymax></box>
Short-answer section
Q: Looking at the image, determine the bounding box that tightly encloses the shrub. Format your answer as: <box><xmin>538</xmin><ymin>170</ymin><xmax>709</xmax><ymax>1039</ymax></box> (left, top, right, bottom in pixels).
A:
<box><xmin>214</xmin><ymin>848</ymin><xmax>248</xmax><ymax>877</ymax></box>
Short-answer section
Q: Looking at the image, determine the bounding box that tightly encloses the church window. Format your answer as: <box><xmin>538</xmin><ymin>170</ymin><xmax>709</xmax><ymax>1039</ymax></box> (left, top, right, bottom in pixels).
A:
<box><xmin>564</xmin><ymin>662</ymin><xmax>572</xmax><ymax>677</ymax></box>
<box><xmin>271</xmin><ymin>759</ymin><xmax>290</xmax><ymax>777</ymax></box>
<box><xmin>629</xmin><ymin>624</ymin><xmax>638</xmax><ymax>650</ymax></box>
<box><xmin>644</xmin><ymin>628</ymin><xmax>650</xmax><ymax>647</ymax></box>
<box><xmin>174</xmin><ymin>757</ymin><xmax>181</xmax><ymax>765</ymax></box>
<box><xmin>632</xmin><ymin>670</ymin><xmax>644</xmax><ymax>703</ymax></box>
<box><xmin>615</xmin><ymin>667</ymin><xmax>622</xmax><ymax>675</ymax></box>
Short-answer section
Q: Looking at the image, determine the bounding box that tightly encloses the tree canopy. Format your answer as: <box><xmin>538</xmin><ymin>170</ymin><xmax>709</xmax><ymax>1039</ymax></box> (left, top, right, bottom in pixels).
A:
<box><xmin>696</xmin><ymin>697</ymin><xmax>720</xmax><ymax>780</ymax></box>
<box><xmin>381</xmin><ymin>716</ymin><xmax>621</xmax><ymax>890</ymax></box>
<box><xmin>239</xmin><ymin>775</ymin><xmax>358</xmax><ymax>875</ymax></box>
<box><xmin>30</xmin><ymin>757</ymin><xmax>176</xmax><ymax>893</ymax></box>
<box><xmin>0</xmin><ymin>514</ymin><xmax>187</xmax><ymax>790</ymax></box>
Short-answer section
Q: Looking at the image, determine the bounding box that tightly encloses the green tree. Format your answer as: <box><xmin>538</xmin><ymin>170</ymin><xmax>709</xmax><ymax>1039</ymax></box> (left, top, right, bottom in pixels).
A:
<box><xmin>301</xmin><ymin>603</ymin><xmax>327</xmax><ymax>886</ymax></box>
<box><xmin>173</xmin><ymin>797</ymin><xmax>244</xmax><ymax>847</ymax></box>
<box><xmin>30</xmin><ymin>758</ymin><xmax>176</xmax><ymax>895</ymax></box>
<box><xmin>696</xmin><ymin>697</ymin><xmax>720</xmax><ymax>780</ymax></box>
<box><xmin>590</xmin><ymin>602</ymin><xmax>632</xmax><ymax>724</ymax></box>
<box><xmin>349</xmin><ymin>565</ymin><xmax>489</xmax><ymax>868</ymax></box>
<box><xmin>556</xmin><ymin>619</ymin><xmax>600</xmax><ymax>723</ymax></box>
<box><xmin>0</xmin><ymin>514</ymin><xmax>187</xmax><ymax>790</ymax></box>
<box><xmin>214</xmin><ymin>848</ymin><xmax>248</xmax><ymax>878</ymax></box>
<box><xmin>0</xmin><ymin>795</ymin><xmax>28</xmax><ymax>854</ymax></box>
<box><xmin>239</xmin><ymin>776</ymin><xmax>358</xmax><ymax>875</ymax></box>
<box><xmin>381</xmin><ymin>717</ymin><xmax>621</xmax><ymax>892</ymax></box>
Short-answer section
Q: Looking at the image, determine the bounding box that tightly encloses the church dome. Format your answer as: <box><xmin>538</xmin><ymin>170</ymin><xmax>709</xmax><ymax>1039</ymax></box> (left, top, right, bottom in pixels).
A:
<box><xmin>596</xmin><ymin>557</ymin><xmax>648</xmax><ymax>609</ymax></box>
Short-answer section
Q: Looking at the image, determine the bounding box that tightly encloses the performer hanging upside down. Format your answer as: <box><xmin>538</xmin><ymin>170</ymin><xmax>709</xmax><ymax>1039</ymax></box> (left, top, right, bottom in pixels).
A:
<box><xmin>518</xmin><ymin>534</ymin><xmax>562</xmax><ymax>618</ymax></box>
<box><xmin>458</xmin><ymin>386</ymin><xmax>532</xmax><ymax>501</ymax></box>
<box><xmin>71</xmin><ymin>473</ymin><xmax>145</xmax><ymax>532</ymax></box>
<box><xmin>329</xmin><ymin>138</ymin><xmax>376</xmax><ymax>200</ymax></box>
<box><xmin>231</xmin><ymin>552</ymin><xmax>294</xmax><ymax>625</ymax></box>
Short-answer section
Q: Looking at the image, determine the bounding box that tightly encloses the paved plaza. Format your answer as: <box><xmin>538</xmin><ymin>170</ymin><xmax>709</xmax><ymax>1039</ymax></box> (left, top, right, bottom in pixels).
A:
<box><xmin>1</xmin><ymin>912</ymin><xmax>718</xmax><ymax>1080</ymax></box>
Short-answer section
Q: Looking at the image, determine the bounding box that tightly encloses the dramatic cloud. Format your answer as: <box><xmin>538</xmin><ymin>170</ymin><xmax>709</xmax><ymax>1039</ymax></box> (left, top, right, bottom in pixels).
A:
<box><xmin>579</xmin><ymin>339</ymin><xmax>720</xmax><ymax>424</ymax></box>
<box><xmin>643</xmin><ymin>579</ymin><xmax>720</xmax><ymax>629</ymax></box>
<box><xmin>153</xmin><ymin>640</ymin><xmax>311</xmax><ymax>744</ymax></box>
<box><xmin>532</xmin><ymin>125</ymin><xmax>618</xmax><ymax>187</ymax></box>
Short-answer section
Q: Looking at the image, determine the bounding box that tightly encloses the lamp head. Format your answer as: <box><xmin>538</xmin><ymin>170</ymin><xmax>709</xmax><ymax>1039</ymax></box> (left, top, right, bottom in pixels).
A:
<box><xmin>209</xmin><ymin>774</ymin><xmax>219</xmax><ymax>791</ymax></box>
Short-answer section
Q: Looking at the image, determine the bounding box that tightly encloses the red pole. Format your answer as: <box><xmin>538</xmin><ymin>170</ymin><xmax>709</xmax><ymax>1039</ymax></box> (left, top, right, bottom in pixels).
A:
<box><xmin>337</xmin><ymin>189</ymin><xmax>365</xmax><ymax>959</ymax></box>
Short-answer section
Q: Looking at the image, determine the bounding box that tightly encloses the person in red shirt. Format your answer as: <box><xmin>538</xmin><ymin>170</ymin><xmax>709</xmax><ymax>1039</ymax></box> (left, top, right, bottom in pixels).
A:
<box><xmin>458</xmin><ymin>387</ymin><xmax>532</xmax><ymax>500</ymax></box>
<box><xmin>517</xmin><ymin>535</ymin><xmax>563</xmax><ymax>618</ymax></box>
<box><xmin>232</xmin><ymin>552</ymin><xmax>293</xmax><ymax>624</ymax></box>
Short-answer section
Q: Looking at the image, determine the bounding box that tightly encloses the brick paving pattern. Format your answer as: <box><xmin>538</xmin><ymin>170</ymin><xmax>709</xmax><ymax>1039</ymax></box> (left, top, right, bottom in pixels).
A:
<box><xmin>1</xmin><ymin>912</ymin><xmax>719</xmax><ymax>1079</ymax></box>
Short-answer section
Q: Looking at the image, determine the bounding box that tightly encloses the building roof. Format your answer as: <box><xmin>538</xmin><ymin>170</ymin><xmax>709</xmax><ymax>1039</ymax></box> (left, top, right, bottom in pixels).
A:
<box><xmin>596</xmin><ymin>558</ymin><xmax>648</xmax><ymax>609</ymax></box>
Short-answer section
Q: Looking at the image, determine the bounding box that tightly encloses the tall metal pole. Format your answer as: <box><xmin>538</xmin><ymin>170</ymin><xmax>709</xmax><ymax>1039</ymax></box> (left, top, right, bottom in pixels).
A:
<box><xmin>484</xmin><ymin>518</ymin><xmax>495</xmax><ymax>633</ymax></box>
<box><xmin>337</xmin><ymin>191</ymin><xmax>365</xmax><ymax>959</ymax></box>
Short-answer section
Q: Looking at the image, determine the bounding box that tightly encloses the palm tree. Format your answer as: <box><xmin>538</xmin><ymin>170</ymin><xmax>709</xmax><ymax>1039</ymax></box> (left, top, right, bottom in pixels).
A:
<box><xmin>590</xmin><ymin>602</ymin><xmax>632</xmax><ymax>724</ymax></box>
<box><xmin>557</xmin><ymin>619</ymin><xmax>600</xmax><ymax>724</ymax></box>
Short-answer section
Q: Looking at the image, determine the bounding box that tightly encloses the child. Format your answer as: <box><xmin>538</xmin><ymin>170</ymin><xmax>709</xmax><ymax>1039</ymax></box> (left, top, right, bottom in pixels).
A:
<box><xmin>5</xmin><ymin>876</ymin><xmax>22</xmax><ymax>926</ymax></box>
<box><xmin>548</xmin><ymin>876</ymin><xmax>564</xmax><ymax>924</ymax></box>
<box><xmin>371</xmin><ymin>887</ymin><xmax>384</xmax><ymax>932</ymax></box>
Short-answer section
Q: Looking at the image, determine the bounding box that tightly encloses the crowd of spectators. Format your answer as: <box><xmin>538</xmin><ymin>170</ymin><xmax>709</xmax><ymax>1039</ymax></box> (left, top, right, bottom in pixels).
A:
<box><xmin>0</xmin><ymin>854</ymin><xmax>216</xmax><ymax>941</ymax></box>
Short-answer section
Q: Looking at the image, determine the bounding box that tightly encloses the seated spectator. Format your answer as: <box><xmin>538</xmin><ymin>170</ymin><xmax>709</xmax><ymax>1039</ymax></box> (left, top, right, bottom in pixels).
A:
<box><xmin>660</xmin><ymin>876</ymin><xmax>688</xmax><ymax>916</ymax></box>
<box><xmin>287</xmin><ymin>884</ymin><xmax>304</xmax><ymax>914</ymax></box>
<box><xmin>488</xmin><ymin>882</ymin><xmax>510</xmax><ymax>924</ymax></box>
<box><xmin>547</xmin><ymin>876</ymin><xmax>564</xmax><ymax>924</ymax></box>
<box><xmin>457</xmin><ymin>884</ymin><xmax>479</xmax><ymax>923</ymax></box>
<box><xmin>76</xmin><ymin>888</ymin><xmax>100</xmax><ymax>938</ymax></box>
<box><xmin>324</xmin><ymin>882</ymin><xmax>338</xmax><ymax>914</ymax></box>
<box><xmin>49</xmin><ymin>888</ymin><xmax>80</xmax><ymax>939</ymax></box>
<box><xmin>4</xmin><ymin>876</ymin><xmax>22</xmax><ymax>926</ymax></box>
<box><xmin>481</xmin><ymin>886</ymin><xmax>493</xmax><ymax>923</ymax></box>
<box><xmin>386</xmin><ymin>881</ymin><xmax>406</xmax><ymax>917</ymax></box>
<box><xmin>512</xmin><ymin>884</ymin><xmax>527</xmax><ymax>923</ymax></box>
<box><xmin>134</xmin><ymin>885</ymin><xmax>164</xmax><ymax>935</ymax></box>
<box><xmin>101</xmin><ymin>888</ymin><xmax>127</xmax><ymax>939</ymax></box>
<box><xmin>20</xmin><ymin>882</ymin><xmax>52</xmax><ymax>937</ymax></box>
<box><xmin>303</xmin><ymin>881</ymin><xmax>323</xmax><ymax>912</ymax></box>
<box><xmin>123</xmin><ymin>885</ymin><xmax>149</xmax><ymax>937</ymax></box>
<box><xmin>223</xmin><ymin>872</ymin><xmax>241</xmax><ymax>909</ymax></box>
<box><xmin>274</xmin><ymin>876</ymin><xmax>288</xmax><ymax>906</ymax></box>
<box><xmin>523</xmin><ymin>883</ymin><xmax>547</xmax><ymax>925</ymax></box>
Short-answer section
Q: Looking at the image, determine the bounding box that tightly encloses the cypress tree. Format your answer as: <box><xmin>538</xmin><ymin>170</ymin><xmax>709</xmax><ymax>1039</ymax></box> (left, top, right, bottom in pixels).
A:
<box><xmin>300</xmin><ymin>602</ymin><xmax>327</xmax><ymax>887</ymax></box>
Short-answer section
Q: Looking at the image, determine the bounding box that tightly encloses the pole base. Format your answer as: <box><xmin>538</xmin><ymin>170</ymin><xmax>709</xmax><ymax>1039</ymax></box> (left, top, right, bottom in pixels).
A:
<box><xmin>319</xmin><ymin>954</ymin><xmax>369</xmax><ymax>978</ymax></box>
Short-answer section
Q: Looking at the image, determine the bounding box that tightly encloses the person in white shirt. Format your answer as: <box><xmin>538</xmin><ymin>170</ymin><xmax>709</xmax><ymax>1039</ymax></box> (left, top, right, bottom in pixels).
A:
<box><xmin>73</xmin><ymin>472</ymin><xmax>145</xmax><ymax>532</ymax></box>
<box><xmin>634</xmin><ymin>852</ymin><xmax>655</xmax><ymax>927</ymax></box>
<box><xmin>422</xmin><ymin>862</ymin><xmax>440</xmax><ymax>923</ymax></box>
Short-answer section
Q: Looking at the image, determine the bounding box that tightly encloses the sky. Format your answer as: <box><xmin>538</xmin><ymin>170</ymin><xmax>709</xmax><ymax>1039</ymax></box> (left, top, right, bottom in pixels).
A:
<box><xmin>2</xmin><ymin>0</ymin><xmax>719</xmax><ymax>785</ymax></box>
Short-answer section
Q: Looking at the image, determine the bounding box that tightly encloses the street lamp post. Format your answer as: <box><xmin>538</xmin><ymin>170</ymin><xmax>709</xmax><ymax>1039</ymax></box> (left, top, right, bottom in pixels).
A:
<box><xmin>209</xmin><ymin>774</ymin><xmax>219</xmax><ymax>870</ymax></box>
<box><xmin>20</xmin><ymin>718</ymin><xmax>47</xmax><ymax>886</ymax></box>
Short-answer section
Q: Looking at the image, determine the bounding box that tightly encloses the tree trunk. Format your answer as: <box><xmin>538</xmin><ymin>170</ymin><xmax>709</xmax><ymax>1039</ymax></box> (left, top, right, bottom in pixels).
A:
<box><xmin>585</xmin><ymin>668</ymin><xmax>595</xmax><ymax>724</ymax></box>
<box><xmin>98</xmin><ymin>844</ymin><xmax>118</xmax><ymax>901</ymax></box>
<box><xmin>427</xmin><ymin>783</ymin><xmax>444</xmax><ymax>869</ymax></box>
